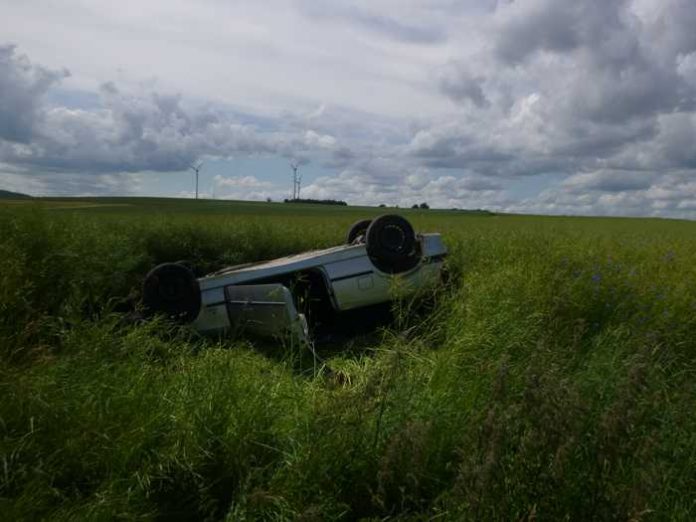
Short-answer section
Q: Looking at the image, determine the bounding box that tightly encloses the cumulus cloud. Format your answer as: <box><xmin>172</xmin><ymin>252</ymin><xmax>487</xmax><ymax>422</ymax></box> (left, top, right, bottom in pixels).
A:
<box><xmin>3</xmin><ymin>0</ymin><xmax>696</xmax><ymax>216</ymax></box>
<box><xmin>438</xmin><ymin>64</ymin><xmax>489</xmax><ymax>108</ymax></box>
<box><xmin>510</xmin><ymin>172</ymin><xmax>696</xmax><ymax>218</ymax></box>
<box><xmin>1</xmin><ymin>79</ymin><xmax>286</xmax><ymax>174</ymax></box>
<box><xmin>304</xmin><ymin>130</ymin><xmax>337</xmax><ymax>149</ymax></box>
<box><xmin>213</xmin><ymin>174</ymin><xmax>273</xmax><ymax>189</ymax></box>
<box><xmin>0</xmin><ymin>46</ymin><xmax>349</xmax><ymax>182</ymax></box>
<box><xmin>0</xmin><ymin>167</ymin><xmax>144</xmax><ymax>197</ymax></box>
<box><xmin>411</xmin><ymin>0</ymin><xmax>696</xmax><ymax>216</ymax></box>
<box><xmin>562</xmin><ymin>170</ymin><xmax>656</xmax><ymax>193</ymax></box>
<box><xmin>0</xmin><ymin>45</ymin><xmax>68</xmax><ymax>143</ymax></box>
<box><xmin>301</xmin><ymin>167</ymin><xmax>506</xmax><ymax>208</ymax></box>
<box><xmin>210</xmin><ymin>174</ymin><xmax>282</xmax><ymax>201</ymax></box>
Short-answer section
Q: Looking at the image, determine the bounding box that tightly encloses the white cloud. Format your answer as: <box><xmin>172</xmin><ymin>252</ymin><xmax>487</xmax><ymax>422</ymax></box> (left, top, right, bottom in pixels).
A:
<box><xmin>302</xmin><ymin>168</ymin><xmax>507</xmax><ymax>208</ymax></box>
<box><xmin>304</xmin><ymin>130</ymin><xmax>337</xmax><ymax>149</ymax></box>
<box><xmin>2</xmin><ymin>0</ymin><xmax>696</xmax><ymax>216</ymax></box>
<box><xmin>0</xmin><ymin>167</ymin><xmax>144</xmax><ymax>197</ymax></box>
<box><xmin>0</xmin><ymin>44</ymin><xmax>68</xmax><ymax>143</ymax></box>
<box><xmin>508</xmin><ymin>171</ymin><xmax>696</xmax><ymax>218</ymax></box>
<box><xmin>209</xmin><ymin>174</ymin><xmax>286</xmax><ymax>201</ymax></box>
<box><xmin>213</xmin><ymin>174</ymin><xmax>273</xmax><ymax>189</ymax></box>
<box><xmin>562</xmin><ymin>170</ymin><xmax>657</xmax><ymax>193</ymax></box>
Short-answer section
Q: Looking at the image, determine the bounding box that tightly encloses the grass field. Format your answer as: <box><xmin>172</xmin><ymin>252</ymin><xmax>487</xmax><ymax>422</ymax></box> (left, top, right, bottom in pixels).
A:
<box><xmin>2</xmin><ymin>197</ymin><xmax>696</xmax><ymax>520</ymax></box>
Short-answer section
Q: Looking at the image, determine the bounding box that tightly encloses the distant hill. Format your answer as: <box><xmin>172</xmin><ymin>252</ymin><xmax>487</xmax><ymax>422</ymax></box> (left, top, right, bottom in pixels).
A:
<box><xmin>0</xmin><ymin>189</ymin><xmax>32</xmax><ymax>199</ymax></box>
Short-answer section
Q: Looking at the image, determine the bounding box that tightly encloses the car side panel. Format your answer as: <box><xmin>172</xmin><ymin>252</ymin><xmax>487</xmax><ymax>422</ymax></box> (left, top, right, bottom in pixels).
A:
<box><xmin>322</xmin><ymin>256</ymin><xmax>374</xmax><ymax>281</ymax></box>
<box><xmin>225</xmin><ymin>284</ymin><xmax>308</xmax><ymax>344</ymax></box>
<box><xmin>193</xmin><ymin>284</ymin><xmax>309</xmax><ymax>346</ymax></box>
<box><xmin>194</xmin><ymin>303</ymin><xmax>231</xmax><ymax>333</ymax></box>
<box><xmin>331</xmin><ymin>272</ymin><xmax>391</xmax><ymax>310</ymax></box>
<box><xmin>332</xmin><ymin>260</ymin><xmax>444</xmax><ymax>310</ymax></box>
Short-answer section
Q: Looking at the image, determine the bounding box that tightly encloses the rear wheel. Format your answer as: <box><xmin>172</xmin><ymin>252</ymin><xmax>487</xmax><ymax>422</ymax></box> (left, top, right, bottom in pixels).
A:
<box><xmin>173</xmin><ymin>259</ymin><xmax>200</xmax><ymax>276</ymax></box>
<box><xmin>142</xmin><ymin>262</ymin><xmax>201</xmax><ymax>323</ymax></box>
<box><xmin>346</xmin><ymin>219</ymin><xmax>372</xmax><ymax>244</ymax></box>
<box><xmin>365</xmin><ymin>215</ymin><xmax>419</xmax><ymax>274</ymax></box>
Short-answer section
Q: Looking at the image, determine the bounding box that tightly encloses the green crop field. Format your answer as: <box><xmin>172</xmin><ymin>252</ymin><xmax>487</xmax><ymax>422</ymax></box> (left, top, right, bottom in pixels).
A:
<box><xmin>2</xmin><ymin>197</ymin><xmax>696</xmax><ymax>520</ymax></box>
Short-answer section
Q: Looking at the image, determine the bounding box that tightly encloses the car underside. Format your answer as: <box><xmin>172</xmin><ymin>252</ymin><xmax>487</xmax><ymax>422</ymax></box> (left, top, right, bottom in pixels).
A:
<box><xmin>142</xmin><ymin>215</ymin><xmax>447</xmax><ymax>344</ymax></box>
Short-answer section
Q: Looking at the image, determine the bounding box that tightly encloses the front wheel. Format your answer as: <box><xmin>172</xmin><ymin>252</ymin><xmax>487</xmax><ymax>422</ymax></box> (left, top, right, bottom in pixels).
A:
<box><xmin>365</xmin><ymin>215</ymin><xmax>420</xmax><ymax>274</ymax></box>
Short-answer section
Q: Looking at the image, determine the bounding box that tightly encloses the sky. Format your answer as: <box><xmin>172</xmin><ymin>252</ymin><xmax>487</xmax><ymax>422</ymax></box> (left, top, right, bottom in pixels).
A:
<box><xmin>1</xmin><ymin>0</ymin><xmax>696</xmax><ymax>217</ymax></box>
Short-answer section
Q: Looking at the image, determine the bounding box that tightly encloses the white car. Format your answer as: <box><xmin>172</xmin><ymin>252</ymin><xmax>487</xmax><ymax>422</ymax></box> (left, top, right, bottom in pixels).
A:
<box><xmin>143</xmin><ymin>214</ymin><xmax>447</xmax><ymax>344</ymax></box>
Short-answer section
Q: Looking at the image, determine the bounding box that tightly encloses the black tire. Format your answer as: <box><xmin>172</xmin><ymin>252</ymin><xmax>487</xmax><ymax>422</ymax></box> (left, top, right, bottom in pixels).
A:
<box><xmin>346</xmin><ymin>219</ymin><xmax>372</xmax><ymax>244</ymax></box>
<box><xmin>174</xmin><ymin>259</ymin><xmax>200</xmax><ymax>277</ymax></box>
<box><xmin>142</xmin><ymin>262</ymin><xmax>201</xmax><ymax>323</ymax></box>
<box><xmin>365</xmin><ymin>215</ymin><xmax>420</xmax><ymax>274</ymax></box>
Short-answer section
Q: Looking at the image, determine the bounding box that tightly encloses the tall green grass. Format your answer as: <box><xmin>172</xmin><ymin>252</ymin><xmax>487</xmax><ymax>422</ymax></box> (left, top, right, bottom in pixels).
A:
<box><xmin>2</xmin><ymin>200</ymin><xmax>696</xmax><ymax>520</ymax></box>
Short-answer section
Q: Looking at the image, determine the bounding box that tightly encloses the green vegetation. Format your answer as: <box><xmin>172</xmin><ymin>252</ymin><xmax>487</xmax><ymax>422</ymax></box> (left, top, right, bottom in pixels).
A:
<box><xmin>2</xmin><ymin>197</ymin><xmax>696</xmax><ymax>520</ymax></box>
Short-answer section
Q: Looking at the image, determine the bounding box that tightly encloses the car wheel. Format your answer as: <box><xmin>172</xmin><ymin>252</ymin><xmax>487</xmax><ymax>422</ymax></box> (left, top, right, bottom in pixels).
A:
<box><xmin>174</xmin><ymin>259</ymin><xmax>198</xmax><ymax>275</ymax></box>
<box><xmin>365</xmin><ymin>215</ymin><xmax>420</xmax><ymax>273</ymax></box>
<box><xmin>346</xmin><ymin>219</ymin><xmax>372</xmax><ymax>244</ymax></box>
<box><xmin>142</xmin><ymin>262</ymin><xmax>201</xmax><ymax>323</ymax></box>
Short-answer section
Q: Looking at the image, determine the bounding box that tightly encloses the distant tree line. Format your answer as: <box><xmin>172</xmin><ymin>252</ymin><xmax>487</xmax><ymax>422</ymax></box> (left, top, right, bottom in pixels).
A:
<box><xmin>284</xmin><ymin>198</ymin><xmax>347</xmax><ymax>206</ymax></box>
<box><xmin>0</xmin><ymin>189</ymin><xmax>31</xmax><ymax>200</ymax></box>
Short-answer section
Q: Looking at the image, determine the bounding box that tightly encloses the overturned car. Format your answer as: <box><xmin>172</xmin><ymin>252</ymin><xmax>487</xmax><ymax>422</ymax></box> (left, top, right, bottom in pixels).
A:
<box><xmin>143</xmin><ymin>214</ymin><xmax>447</xmax><ymax>344</ymax></box>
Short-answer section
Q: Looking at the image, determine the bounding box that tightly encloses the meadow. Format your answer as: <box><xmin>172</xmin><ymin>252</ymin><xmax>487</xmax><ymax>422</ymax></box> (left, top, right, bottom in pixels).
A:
<box><xmin>2</xmin><ymin>197</ymin><xmax>696</xmax><ymax>521</ymax></box>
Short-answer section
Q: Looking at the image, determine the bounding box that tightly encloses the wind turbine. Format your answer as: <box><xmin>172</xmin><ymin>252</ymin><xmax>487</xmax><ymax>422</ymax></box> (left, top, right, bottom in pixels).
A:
<box><xmin>297</xmin><ymin>166</ymin><xmax>303</xmax><ymax>199</ymax></box>
<box><xmin>189</xmin><ymin>162</ymin><xmax>203</xmax><ymax>200</ymax></box>
<box><xmin>290</xmin><ymin>161</ymin><xmax>303</xmax><ymax>200</ymax></box>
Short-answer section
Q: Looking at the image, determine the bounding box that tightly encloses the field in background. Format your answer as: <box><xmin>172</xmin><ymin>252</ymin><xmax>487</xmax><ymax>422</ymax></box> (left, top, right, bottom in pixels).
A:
<box><xmin>2</xmin><ymin>197</ymin><xmax>696</xmax><ymax>520</ymax></box>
